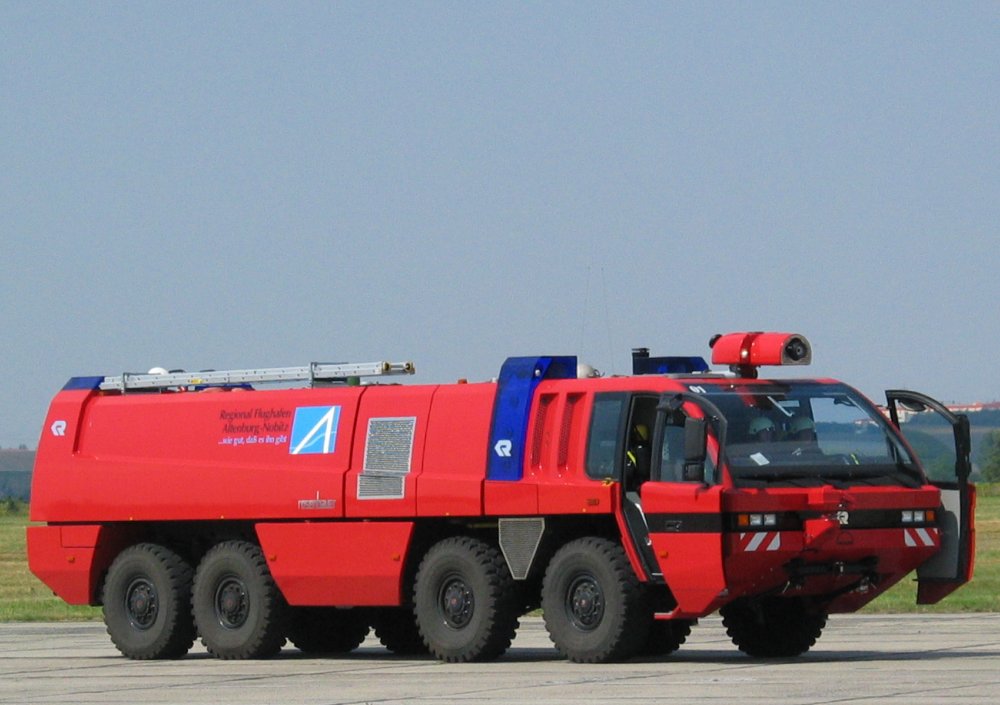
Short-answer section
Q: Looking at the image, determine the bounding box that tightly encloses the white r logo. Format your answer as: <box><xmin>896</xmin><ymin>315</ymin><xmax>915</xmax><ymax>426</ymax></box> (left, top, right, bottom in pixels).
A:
<box><xmin>51</xmin><ymin>420</ymin><xmax>67</xmax><ymax>437</ymax></box>
<box><xmin>494</xmin><ymin>440</ymin><xmax>512</xmax><ymax>457</ymax></box>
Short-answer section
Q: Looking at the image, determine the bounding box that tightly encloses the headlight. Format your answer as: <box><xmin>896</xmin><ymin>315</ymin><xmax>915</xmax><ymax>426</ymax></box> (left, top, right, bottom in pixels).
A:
<box><xmin>738</xmin><ymin>513</ymin><xmax>777</xmax><ymax>528</ymax></box>
<box><xmin>901</xmin><ymin>509</ymin><xmax>935</xmax><ymax>524</ymax></box>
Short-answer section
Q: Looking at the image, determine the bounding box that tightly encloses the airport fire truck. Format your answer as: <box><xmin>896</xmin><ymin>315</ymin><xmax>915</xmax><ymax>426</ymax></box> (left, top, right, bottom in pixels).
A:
<box><xmin>27</xmin><ymin>332</ymin><xmax>975</xmax><ymax>662</ymax></box>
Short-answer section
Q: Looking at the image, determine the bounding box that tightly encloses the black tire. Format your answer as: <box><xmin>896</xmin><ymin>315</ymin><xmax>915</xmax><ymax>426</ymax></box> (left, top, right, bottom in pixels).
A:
<box><xmin>721</xmin><ymin>597</ymin><xmax>827</xmax><ymax>658</ymax></box>
<box><xmin>413</xmin><ymin>536</ymin><xmax>519</xmax><ymax>662</ymax></box>
<box><xmin>102</xmin><ymin>543</ymin><xmax>196</xmax><ymax>660</ymax></box>
<box><xmin>541</xmin><ymin>537</ymin><xmax>650</xmax><ymax>663</ymax></box>
<box><xmin>372</xmin><ymin>607</ymin><xmax>430</xmax><ymax>655</ymax></box>
<box><xmin>287</xmin><ymin>607</ymin><xmax>369</xmax><ymax>654</ymax></box>
<box><xmin>192</xmin><ymin>540</ymin><xmax>288</xmax><ymax>659</ymax></box>
<box><xmin>642</xmin><ymin>618</ymin><xmax>695</xmax><ymax>657</ymax></box>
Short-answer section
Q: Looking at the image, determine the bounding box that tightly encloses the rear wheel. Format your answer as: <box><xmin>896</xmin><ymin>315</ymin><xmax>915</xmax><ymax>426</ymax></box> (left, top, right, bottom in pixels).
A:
<box><xmin>287</xmin><ymin>607</ymin><xmax>370</xmax><ymax>654</ymax></box>
<box><xmin>372</xmin><ymin>606</ymin><xmax>429</xmax><ymax>655</ymax></box>
<box><xmin>642</xmin><ymin>618</ymin><xmax>695</xmax><ymax>657</ymax></box>
<box><xmin>721</xmin><ymin>597</ymin><xmax>827</xmax><ymax>657</ymax></box>
<box><xmin>102</xmin><ymin>543</ymin><xmax>196</xmax><ymax>659</ymax></box>
<box><xmin>192</xmin><ymin>540</ymin><xmax>288</xmax><ymax>659</ymax></box>
<box><xmin>413</xmin><ymin>537</ymin><xmax>519</xmax><ymax>662</ymax></box>
<box><xmin>541</xmin><ymin>537</ymin><xmax>650</xmax><ymax>663</ymax></box>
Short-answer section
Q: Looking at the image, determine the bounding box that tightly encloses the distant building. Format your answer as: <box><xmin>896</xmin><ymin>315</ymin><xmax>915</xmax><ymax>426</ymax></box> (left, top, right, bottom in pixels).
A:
<box><xmin>876</xmin><ymin>401</ymin><xmax>1000</xmax><ymax>424</ymax></box>
<box><xmin>945</xmin><ymin>401</ymin><xmax>1000</xmax><ymax>414</ymax></box>
<box><xmin>0</xmin><ymin>449</ymin><xmax>35</xmax><ymax>500</ymax></box>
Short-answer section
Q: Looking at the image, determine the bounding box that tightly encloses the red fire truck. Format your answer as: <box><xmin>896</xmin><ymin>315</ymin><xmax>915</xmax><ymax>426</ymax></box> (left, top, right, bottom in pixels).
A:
<box><xmin>27</xmin><ymin>332</ymin><xmax>975</xmax><ymax>662</ymax></box>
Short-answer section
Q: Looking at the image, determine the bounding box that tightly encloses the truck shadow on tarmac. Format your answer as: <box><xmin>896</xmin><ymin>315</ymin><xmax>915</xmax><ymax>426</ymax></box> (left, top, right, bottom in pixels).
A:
<box><xmin>239</xmin><ymin>645</ymin><xmax>1000</xmax><ymax>665</ymax></box>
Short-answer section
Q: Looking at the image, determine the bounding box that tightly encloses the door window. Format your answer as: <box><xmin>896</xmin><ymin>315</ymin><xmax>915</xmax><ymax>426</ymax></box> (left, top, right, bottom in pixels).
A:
<box><xmin>585</xmin><ymin>393</ymin><xmax>626</xmax><ymax>480</ymax></box>
<box><xmin>890</xmin><ymin>401</ymin><xmax>961</xmax><ymax>483</ymax></box>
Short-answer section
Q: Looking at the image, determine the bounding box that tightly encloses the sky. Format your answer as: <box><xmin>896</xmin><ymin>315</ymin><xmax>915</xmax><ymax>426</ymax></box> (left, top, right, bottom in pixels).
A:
<box><xmin>1</xmin><ymin>2</ymin><xmax>998</xmax><ymax>448</ymax></box>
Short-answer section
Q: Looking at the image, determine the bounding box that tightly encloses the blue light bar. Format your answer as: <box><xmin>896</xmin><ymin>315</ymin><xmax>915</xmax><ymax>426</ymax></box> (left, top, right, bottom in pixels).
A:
<box><xmin>632</xmin><ymin>354</ymin><xmax>709</xmax><ymax>375</ymax></box>
<box><xmin>487</xmin><ymin>356</ymin><xmax>577</xmax><ymax>481</ymax></box>
<box><xmin>62</xmin><ymin>376</ymin><xmax>106</xmax><ymax>391</ymax></box>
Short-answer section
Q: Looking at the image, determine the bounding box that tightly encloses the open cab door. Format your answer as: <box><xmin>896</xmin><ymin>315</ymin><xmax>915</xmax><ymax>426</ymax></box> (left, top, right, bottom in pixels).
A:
<box><xmin>886</xmin><ymin>390</ymin><xmax>976</xmax><ymax>604</ymax></box>
<box><xmin>632</xmin><ymin>393</ymin><xmax>728</xmax><ymax>617</ymax></box>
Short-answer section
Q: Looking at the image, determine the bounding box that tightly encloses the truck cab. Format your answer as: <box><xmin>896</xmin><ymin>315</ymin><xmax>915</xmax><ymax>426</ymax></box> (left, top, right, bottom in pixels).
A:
<box><xmin>586</xmin><ymin>334</ymin><xmax>975</xmax><ymax>655</ymax></box>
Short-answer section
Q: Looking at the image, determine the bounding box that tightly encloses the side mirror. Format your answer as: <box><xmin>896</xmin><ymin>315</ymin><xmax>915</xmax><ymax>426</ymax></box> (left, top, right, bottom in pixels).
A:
<box><xmin>683</xmin><ymin>417</ymin><xmax>707</xmax><ymax>482</ymax></box>
<box><xmin>898</xmin><ymin>399</ymin><xmax>928</xmax><ymax>413</ymax></box>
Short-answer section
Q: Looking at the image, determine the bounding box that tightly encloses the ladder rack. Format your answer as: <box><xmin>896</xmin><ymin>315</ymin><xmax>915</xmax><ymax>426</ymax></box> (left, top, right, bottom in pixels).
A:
<box><xmin>99</xmin><ymin>361</ymin><xmax>415</xmax><ymax>392</ymax></box>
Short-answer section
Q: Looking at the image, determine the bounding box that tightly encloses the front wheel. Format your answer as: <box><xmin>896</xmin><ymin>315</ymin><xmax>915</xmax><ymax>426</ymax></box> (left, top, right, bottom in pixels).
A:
<box><xmin>413</xmin><ymin>537</ymin><xmax>519</xmax><ymax>662</ymax></box>
<box><xmin>721</xmin><ymin>597</ymin><xmax>827</xmax><ymax>657</ymax></box>
<box><xmin>102</xmin><ymin>543</ymin><xmax>196</xmax><ymax>659</ymax></box>
<box><xmin>541</xmin><ymin>537</ymin><xmax>650</xmax><ymax>663</ymax></box>
<box><xmin>192</xmin><ymin>540</ymin><xmax>288</xmax><ymax>659</ymax></box>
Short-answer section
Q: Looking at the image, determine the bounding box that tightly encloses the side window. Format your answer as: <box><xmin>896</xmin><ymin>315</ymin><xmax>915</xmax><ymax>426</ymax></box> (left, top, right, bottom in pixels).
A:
<box><xmin>586</xmin><ymin>393</ymin><xmax>627</xmax><ymax>479</ymax></box>
<box><xmin>657</xmin><ymin>405</ymin><xmax>717</xmax><ymax>484</ymax></box>
<box><xmin>659</xmin><ymin>411</ymin><xmax>688</xmax><ymax>482</ymax></box>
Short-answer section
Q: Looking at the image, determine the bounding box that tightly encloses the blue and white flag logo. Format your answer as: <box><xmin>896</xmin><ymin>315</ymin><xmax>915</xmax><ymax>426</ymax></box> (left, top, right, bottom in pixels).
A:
<box><xmin>289</xmin><ymin>406</ymin><xmax>341</xmax><ymax>455</ymax></box>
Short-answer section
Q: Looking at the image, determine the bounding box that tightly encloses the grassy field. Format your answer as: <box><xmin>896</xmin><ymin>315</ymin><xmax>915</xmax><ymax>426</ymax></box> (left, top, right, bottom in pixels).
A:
<box><xmin>2</xmin><ymin>489</ymin><xmax>998</xmax><ymax>621</ymax></box>
<box><xmin>0</xmin><ymin>502</ymin><xmax>100</xmax><ymax>621</ymax></box>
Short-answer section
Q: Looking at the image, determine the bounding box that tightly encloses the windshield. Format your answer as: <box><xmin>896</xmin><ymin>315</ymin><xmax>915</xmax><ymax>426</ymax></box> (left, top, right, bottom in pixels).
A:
<box><xmin>692</xmin><ymin>381</ymin><xmax>923</xmax><ymax>488</ymax></box>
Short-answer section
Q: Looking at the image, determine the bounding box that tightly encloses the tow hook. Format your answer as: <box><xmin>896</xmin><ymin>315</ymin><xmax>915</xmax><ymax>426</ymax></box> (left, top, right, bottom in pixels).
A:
<box><xmin>856</xmin><ymin>575</ymin><xmax>875</xmax><ymax>594</ymax></box>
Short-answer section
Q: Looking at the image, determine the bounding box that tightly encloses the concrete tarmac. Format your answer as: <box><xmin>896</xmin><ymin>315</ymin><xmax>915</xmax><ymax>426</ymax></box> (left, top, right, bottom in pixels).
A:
<box><xmin>2</xmin><ymin>615</ymin><xmax>999</xmax><ymax>705</ymax></box>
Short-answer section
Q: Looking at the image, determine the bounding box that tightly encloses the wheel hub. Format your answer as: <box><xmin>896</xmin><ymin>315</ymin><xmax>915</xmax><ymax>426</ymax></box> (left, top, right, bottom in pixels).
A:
<box><xmin>567</xmin><ymin>574</ymin><xmax>604</xmax><ymax>631</ymax></box>
<box><xmin>439</xmin><ymin>575</ymin><xmax>474</xmax><ymax>629</ymax></box>
<box><xmin>215</xmin><ymin>576</ymin><xmax>250</xmax><ymax>629</ymax></box>
<box><xmin>125</xmin><ymin>577</ymin><xmax>158</xmax><ymax>630</ymax></box>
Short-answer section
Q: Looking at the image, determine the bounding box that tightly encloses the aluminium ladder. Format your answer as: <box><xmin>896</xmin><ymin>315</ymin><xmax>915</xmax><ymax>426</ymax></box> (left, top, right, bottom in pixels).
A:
<box><xmin>99</xmin><ymin>361</ymin><xmax>415</xmax><ymax>392</ymax></box>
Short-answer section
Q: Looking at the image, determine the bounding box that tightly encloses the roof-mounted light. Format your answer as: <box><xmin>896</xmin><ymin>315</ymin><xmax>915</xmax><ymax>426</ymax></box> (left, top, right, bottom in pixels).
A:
<box><xmin>631</xmin><ymin>347</ymin><xmax>710</xmax><ymax>375</ymax></box>
<box><xmin>709</xmin><ymin>332</ymin><xmax>812</xmax><ymax>378</ymax></box>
